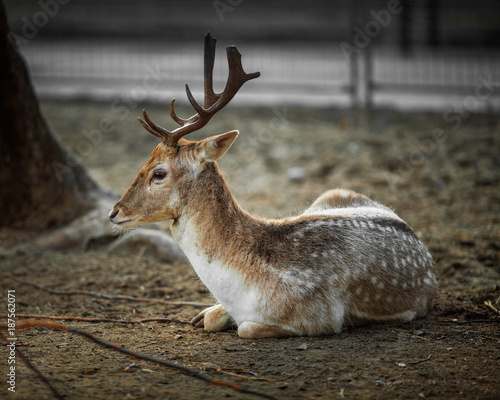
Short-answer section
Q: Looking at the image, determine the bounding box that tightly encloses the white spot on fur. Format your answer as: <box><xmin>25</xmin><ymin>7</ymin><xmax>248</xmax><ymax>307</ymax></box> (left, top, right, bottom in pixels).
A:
<box><xmin>302</xmin><ymin>207</ymin><xmax>404</xmax><ymax>223</ymax></box>
<box><xmin>351</xmin><ymin>309</ymin><xmax>417</xmax><ymax>322</ymax></box>
<box><xmin>326</xmin><ymin>295</ymin><xmax>346</xmax><ymax>333</ymax></box>
<box><xmin>420</xmin><ymin>296</ymin><xmax>428</xmax><ymax>310</ymax></box>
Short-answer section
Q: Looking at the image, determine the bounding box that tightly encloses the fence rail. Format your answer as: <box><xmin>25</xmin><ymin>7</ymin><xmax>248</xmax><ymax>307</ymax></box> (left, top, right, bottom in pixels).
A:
<box><xmin>5</xmin><ymin>0</ymin><xmax>500</xmax><ymax>110</ymax></box>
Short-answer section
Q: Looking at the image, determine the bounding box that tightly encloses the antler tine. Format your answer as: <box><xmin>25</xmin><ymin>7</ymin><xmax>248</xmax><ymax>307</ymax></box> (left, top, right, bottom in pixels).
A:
<box><xmin>138</xmin><ymin>117</ymin><xmax>164</xmax><ymax>141</ymax></box>
<box><xmin>206</xmin><ymin>45</ymin><xmax>260</xmax><ymax>113</ymax></box>
<box><xmin>138</xmin><ymin>110</ymin><xmax>172</xmax><ymax>142</ymax></box>
<box><xmin>165</xmin><ymin>32</ymin><xmax>218</xmax><ymax>137</ymax></box>
<box><xmin>139</xmin><ymin>33</ymin><xmax>260</xmax><ymax>147</ymax></box>
<box><xmin>169</xmin><ymin>99</ymin><xmax>190</xmax><ymax>126</ymax></box>
<box><xmin>168</xmin><ymin>32</ymin><xmax>218</xmax><ymax>129</ymax></box>
<box><xmin>185</xmin><ymin>83</ymin><xmax>207</xmax><ymax>118</ymax></box>
<box><xmin>203</xmin><ymin>32</ymin><xmax>221</xmax><ymax>108</ymax></box>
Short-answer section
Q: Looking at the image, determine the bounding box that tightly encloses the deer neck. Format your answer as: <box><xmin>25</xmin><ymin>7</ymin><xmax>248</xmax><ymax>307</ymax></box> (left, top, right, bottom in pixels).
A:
<box><xmin>170</xmin><ymin>162</ymin><xmax>263</xmax><ymax>309</ymax></box>
<box><xmin>171</xmin><ymin>162</ymin><xmax>259</xmax><ymax>266</ymax></box>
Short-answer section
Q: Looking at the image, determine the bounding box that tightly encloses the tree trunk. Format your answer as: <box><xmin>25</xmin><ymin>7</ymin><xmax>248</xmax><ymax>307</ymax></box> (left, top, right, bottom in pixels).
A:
<box><xmin>0</xmin><ymin>2</ymin><xmax>107</xmax><ymax>230</ymax></box>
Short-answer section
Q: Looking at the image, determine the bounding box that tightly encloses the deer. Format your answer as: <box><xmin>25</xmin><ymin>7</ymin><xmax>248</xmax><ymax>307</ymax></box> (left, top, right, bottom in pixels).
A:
<box><xmin>109</xmin><ymin>33</ymin><xmax>437</xmax><ymax>339</ymax></box>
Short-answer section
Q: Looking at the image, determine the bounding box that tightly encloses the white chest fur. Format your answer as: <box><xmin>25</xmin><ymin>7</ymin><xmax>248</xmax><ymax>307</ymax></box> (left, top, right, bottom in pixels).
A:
<box><xmin>173</xmin><ymin>222</ymin><xmax>262</xmax><ymax>327</ymax></box>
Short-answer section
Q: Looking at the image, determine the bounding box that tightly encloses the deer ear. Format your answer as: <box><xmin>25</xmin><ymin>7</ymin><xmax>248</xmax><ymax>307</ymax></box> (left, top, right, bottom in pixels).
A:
<box><xmin>196</xmin><ymin>130</ymin><xmax>238</xmax><ymax>162</ymax></box>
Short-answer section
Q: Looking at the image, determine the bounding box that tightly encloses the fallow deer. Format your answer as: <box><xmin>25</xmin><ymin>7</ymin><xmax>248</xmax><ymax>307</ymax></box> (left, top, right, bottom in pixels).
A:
<box><xmin>109</xmin><ymin>33</ymin><xmax>436</xmax><ymax>339</ymax></box>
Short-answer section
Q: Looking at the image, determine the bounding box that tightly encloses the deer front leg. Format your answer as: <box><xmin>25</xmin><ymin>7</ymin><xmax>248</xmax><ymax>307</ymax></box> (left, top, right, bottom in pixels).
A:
<box><xmin>191</xmin><ymin>304</ymin><xmax>235</xmax><ymax>332</ymax></box>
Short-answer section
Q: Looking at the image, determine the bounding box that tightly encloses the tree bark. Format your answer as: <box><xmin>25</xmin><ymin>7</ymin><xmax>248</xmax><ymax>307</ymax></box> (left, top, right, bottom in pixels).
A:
<box><xmin>0</xmin><ymin>2</ymin><xmax>106</xmax><ymax>229</ymax></box>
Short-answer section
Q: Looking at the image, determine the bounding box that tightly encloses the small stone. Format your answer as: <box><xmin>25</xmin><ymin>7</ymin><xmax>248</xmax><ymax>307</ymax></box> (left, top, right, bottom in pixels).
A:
<box><xmin>82</xmin><ymin>368</ymin><xmax>99</xmax><ymax>375</ymax></box>
<box><xmin>287</xmin><ymin>167</ymin><xmax>305</xmax><ymax>182</ymax></box>
<box><xmin>295</xmin><ymin>343</ymin><xmax>308</xmax><ymax>350</ymax></box>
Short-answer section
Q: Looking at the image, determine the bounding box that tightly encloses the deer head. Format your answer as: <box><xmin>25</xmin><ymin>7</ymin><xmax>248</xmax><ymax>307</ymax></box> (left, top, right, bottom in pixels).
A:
<box><xmin>109</xmin><ymin>33</ymin><xmax>260</xmax><ymax>229</ymax></box>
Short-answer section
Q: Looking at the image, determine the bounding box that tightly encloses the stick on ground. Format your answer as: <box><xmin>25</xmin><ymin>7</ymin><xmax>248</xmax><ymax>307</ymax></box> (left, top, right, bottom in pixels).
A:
<box><xmin>0</xmin><ymin>331</ymin><xmax>65</xmax><ymax>400</ymax></box>
<box><xmin>0</xmin><ymin>314</ymin><xmax>191</xmax><ymax>325</ymax></box>
<box><xmin>484</xmin><ymin>300</ymin><xmax>500</xmax><ymax>316</ymax></box>
<box><xmin>6</xmin><ymin>274</ymin><xmax>213</xmax><ymax>307</ymax></box>
<box><xmin>0</xmin><ymin>320</ymin><xmax>277</xmax><ymax>400</ymax></box>
<box><xmin>408</xmin><ymin>354</ymin><xmax>432</xmax><ymax>365</ymax></box>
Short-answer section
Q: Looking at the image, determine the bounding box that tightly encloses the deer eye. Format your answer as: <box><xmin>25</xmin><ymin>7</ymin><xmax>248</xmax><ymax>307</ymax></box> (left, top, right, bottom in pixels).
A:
<box><xmin>152</xmin><ymin>170</ymin><xmax>166</xmax><ymax>182</ymax></box>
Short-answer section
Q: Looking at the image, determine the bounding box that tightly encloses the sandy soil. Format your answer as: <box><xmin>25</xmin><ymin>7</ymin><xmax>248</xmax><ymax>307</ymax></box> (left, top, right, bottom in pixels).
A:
<box><xmin>1</xmin><ymin>100</ymin><xmax>499</xmax><ymax>399</ymax></box>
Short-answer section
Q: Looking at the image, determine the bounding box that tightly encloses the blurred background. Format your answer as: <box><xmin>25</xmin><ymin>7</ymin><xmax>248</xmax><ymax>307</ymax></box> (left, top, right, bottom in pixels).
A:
<box><xmin>2</xmin><ymin>6</ymin><xmax>499</xmax><ymax>399</ymax></box>
<box><xmin>5</xmin><ymin>0</ymin><xmax>500</xmax><ymax>111</ymax></box>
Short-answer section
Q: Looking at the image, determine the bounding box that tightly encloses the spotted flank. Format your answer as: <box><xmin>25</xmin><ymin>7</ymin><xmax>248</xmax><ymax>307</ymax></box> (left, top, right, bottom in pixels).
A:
<box><xmin>241</xmin><ymin>189</ymin><xmax>438</xmax><ymax>335</ymax></box>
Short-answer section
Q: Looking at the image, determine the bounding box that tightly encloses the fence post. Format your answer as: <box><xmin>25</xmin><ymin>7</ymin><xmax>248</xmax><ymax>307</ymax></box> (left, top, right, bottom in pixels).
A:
<box><xmin>364</xmin><ymin>44</ymin><xmax>373</xmax><ymax>109</ymax></box>
<box><xmin>400</xmin><ymin>0</ymin><xmax>413</xmax><ymax>56</ymax></box>
<box><xmin>347</xmin><ymin>0</ymin><xmax>372</xmax><ymax>109</ymax></box>
<box><xmin>348</xmin><ymin>0</ymin><xmax>359</xmax><ymax>108</ymax></box>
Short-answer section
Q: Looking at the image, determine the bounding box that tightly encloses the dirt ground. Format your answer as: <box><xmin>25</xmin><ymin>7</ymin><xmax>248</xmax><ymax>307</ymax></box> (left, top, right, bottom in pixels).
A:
<box><xmin>1</xmin><ymin>100</ymin><xmax>499</xmax><ymax>399</ymax></box>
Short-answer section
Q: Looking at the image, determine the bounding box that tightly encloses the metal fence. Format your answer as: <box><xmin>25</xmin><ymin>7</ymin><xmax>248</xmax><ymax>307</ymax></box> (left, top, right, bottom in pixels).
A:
<box><xmin>350</xmin><ymin>0</ymin><xmax>500</xmax><ymax>109</ymax></box>
<box><xmin>5</xmin><ymin>0</ymin><xmax>500</xmax><ymax>110</ymax></box>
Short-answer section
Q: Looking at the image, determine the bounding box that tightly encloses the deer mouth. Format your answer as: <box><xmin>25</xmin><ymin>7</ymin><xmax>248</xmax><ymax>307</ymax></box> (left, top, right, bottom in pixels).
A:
<box><xmin>109</xmin><ymin>213</ymin><xmax>140</xmax><ymax>229</ymax></box>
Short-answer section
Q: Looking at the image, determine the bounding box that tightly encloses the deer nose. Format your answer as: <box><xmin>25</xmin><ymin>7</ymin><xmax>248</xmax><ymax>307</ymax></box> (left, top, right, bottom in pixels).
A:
<box><xmin>109</xmin><ymin>209</ymin><xmax>119</xmax><ymax>221</ymax></box>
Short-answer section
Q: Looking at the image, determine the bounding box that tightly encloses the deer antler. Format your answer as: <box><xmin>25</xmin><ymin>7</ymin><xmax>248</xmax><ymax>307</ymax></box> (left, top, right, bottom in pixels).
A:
<box><xmin>138</xmin><ymin>33</ymin><xmax>260</xmax><ymax>146</ymax></box>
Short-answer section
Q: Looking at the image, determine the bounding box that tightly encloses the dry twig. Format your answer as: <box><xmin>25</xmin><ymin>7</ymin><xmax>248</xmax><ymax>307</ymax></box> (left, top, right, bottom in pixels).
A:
<box><xmin>0</xmin><ymin>320</ymin><xmax>277</xmax><ymax>400</ymax></box>
<box><xmin>484</xmin><ymin>300</ymin><xmax>500</xmax><ymax>316</ymax></box>
<box><xmin>194</xmin><ymin>362</ymin><xmax>273</xmax><ymax>382</ymax></box>
<box><xmin>0</xmin><ymin>331</ymin><xmax>64</xmax><ymax>400</ymax></box>
<box><xmin>439</xmin><ymin>318</ymin><xmax>500</xmax><ymax>324</ymax></box>
<box><xmin>6</xmin><ymin>274</ymin><xmax>212</xmax><ymax>307</ymax></box>
<box><xmin>389</xmin><ymin>329</ymin><xmax>432</xmax><ymax>341</ymax></box>
<box><xmin>0</xmin><ymin>314</ymin><xmax>191</xmax><ymax>325</ymax></box>
<box><xmin>408</xmin><ymin>354</ymin><xmax>432</xmax><ymax>365</ymax></box>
